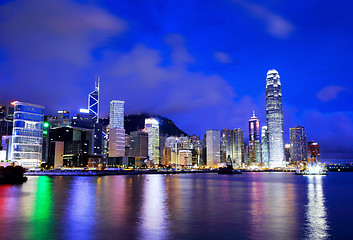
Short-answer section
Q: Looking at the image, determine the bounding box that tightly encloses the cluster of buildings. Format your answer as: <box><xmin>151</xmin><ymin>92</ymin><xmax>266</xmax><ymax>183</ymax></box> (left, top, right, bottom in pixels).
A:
<box><xmin>0</xmin><ymin>70</ymin><xmax>320</xmax><ymax>169</ymax></box>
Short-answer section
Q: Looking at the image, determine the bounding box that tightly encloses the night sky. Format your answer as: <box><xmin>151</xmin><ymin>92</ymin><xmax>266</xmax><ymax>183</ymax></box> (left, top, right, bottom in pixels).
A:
<box><xmin>0</xmin><ymin>0</ymin><xmax>352</xmax><ymax>161</ymax></box>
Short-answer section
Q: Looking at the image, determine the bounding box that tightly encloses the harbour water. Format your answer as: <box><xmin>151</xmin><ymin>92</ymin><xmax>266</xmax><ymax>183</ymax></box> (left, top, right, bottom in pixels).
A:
<box><xmin>0</xmin><ymin>172</ymin><xmax>352</xmax><ymax>240</ymax></box>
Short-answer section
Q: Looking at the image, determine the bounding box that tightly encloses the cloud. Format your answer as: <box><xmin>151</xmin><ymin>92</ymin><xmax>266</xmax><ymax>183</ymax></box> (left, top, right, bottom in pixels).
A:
<box><xmin>232</xmin><ymin>0</ymin><xmax>294</xmax><ymax>38</ymax></box>
<box><xmin>214</xmin><ymin>52</ymin><xmax>231</xmax><ymax>63</ymax></box>
<box><xmin>102</xmin><ymin>34</ymin><xmax>236</xmax><ymax>117</ymax></box>
<box><xmin>317</xmin><ymin>85</ymin><xmax>348</xmax><ymax>102</ymax></box>
<box><xmin>0</xmin><ymin>0</ymin><xmax>126</xmax><ymax>66</ymax></box>
<box><xmin>0</xmin><ymin>0</ymin><xmax>126</xmax><ymax>110</ymax></box>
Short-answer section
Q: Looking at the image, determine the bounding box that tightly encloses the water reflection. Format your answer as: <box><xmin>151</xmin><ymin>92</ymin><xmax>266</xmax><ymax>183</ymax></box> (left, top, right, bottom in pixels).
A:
<box><xmin>305</xmin><ymin>176</ymin><xmax>329</xmax><ymax>239</ymax></box>
<box><xmin>138</xmin><ymin>175</ymin><xmax>169</xmax><ymax>240</ymax></box>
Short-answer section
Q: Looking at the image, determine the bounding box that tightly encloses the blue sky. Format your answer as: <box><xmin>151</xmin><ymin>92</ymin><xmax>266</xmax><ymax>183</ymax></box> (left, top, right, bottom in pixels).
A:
<box><xmin>0</xmin><ymin>0</ymin><xmax>352</xmax><ymax>160</ymax></box>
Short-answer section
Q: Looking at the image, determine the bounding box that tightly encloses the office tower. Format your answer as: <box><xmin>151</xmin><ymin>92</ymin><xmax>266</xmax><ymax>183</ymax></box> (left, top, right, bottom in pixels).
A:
<box><xmin>11</xmin><ymin>102</ymin><xmax>44</xmax><ymax>168</ymax></box>
<box><xmin>206</xmin><ymin>130</ymin><xmax>220</xmax><ymax>168</ymax></box>
<box><xmin>128</xmin><ymin>131</ymin><xmax>148</xmax><ymax>159</ymax></box>
<box><xmin>221</xmin><ymin>128</ymin><xmax>244</xmax><ymax>167</ymax></box>
<box><xmin>308</xmin><ymin>141</ymin><xmax>320</xmax><ymax>162</ymax></box>
<box><xmin>109</xmin><ymin>100</ymin><xmax>125</xmax><ymax>157</ymax></box>
<box><xmin>261</xmin><ymin>126</ymin><xmax>269</xmax><ymax>165</ymax></box>
<box><xmin>144</xmin><ymin>118</ymin><xmax>160</xmax><ymax>164</ymax></box>
<box><xmin>289</xmin><ymin>126</ymin><xmax>307</xmax><ymax>162</ymax></box>
<box><xmin>248</xmin><ymin>111</ymin><xmax>261</xmax><ymax>164</ymax></box>
<box><xmin>266</xmin><ymin>69</ymin><xmax>285</xmax><ymax>168</ymax></box>
<box><xmin>88</xmin><ymin>77</ymin><xmax>99</xmax><ymax>123</ymax></box>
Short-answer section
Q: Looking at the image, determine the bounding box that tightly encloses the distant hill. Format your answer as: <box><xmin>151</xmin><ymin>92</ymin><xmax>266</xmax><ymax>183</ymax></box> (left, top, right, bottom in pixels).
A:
<box><xmin>124</xmin><ymin>113</ymin><xmax>188</xmax><ymax>136</ymax></box>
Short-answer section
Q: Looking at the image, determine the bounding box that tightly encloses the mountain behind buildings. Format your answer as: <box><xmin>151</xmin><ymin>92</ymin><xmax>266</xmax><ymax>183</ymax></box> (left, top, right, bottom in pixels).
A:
<box><xmin>124</xmin><ymin>113</ymin><xmax>188</xmax><ymax>137</ymax></box>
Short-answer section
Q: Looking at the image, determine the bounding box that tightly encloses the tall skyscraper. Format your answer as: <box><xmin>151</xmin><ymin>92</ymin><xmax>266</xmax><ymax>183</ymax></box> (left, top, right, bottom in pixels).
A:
<box><xmin>221</xmin><ymin>128</ymin><xmax>244</xmax><ymax>166</ymax></box>
<box><xmin>261</xmin><ymin>126</ymin><xmax>269</xmax><ymax>165</ymax></box>
<box><xmin>144</xmin><ymin>118</ymin><xmax>160</xmax><ymax>164</ymax></box>
<box><xmin>289</xmin><ymin>126</ymin><xmax>307</xmax><ymax>162</ymax></box>
<box><xmin>88</xmin><ymin>76</ymin><xmax>99</xmax><ymax>123</ymax></box>
<box><xmin>109</xmin><ymin>100</ymin><xmax>125</xmax><ymax>157</ymax></box>
<box><xmin>11</xmin><ymin>102</ymin><xmax>44</xmax><ymax>168</ymax></box>
<box><xmin>206</xmin><ymin>129</ymin><xmax>220</xmax><ymax>168</ymax></box>
<box><xmin>248</xmin><ymin>111</ymin><xmax>261</xmax><ymax>164</ymax></box>
<box><xmin>266</xmin><ymin>69</ymin><xmax>285</xmax><ymax>168</ymax></box>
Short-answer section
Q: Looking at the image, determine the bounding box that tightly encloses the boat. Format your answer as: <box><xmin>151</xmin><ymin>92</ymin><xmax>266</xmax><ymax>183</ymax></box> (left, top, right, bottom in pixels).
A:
<box><xmin>218</xmin><ymin>156</ymin><xmax>242</xmax><ymax>174</ymax></box>
<box><xmin>295</xmin><ymin>153</ymin><xmax>327</xmax><ymax>175</ymax></box>
<box><xmin>0</xmin><ymin>165</ymin><xmax>28</xmax><ymax>184</ymax></box>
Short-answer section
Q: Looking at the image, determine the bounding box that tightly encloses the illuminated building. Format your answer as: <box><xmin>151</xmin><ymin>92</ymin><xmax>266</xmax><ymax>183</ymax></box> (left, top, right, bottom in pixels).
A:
<box><xmin>248</xmin><ymin>111</ymin><xmax>261</xmax><ymax>164</ymax></box>
<box><xmin>109</xmin><ymin>100</ymin><xmax>125</xmax><ymax>157</ymax></box>
<box><xmin>289</xmin><ymin>126</ymin><xmax>307</xmax><ymax>162</ymax></box>
<box><xmin>266</xmin><ymin>69</ymin><xmax>285</xmax><ymax>168</ymax></box>
<box><xmin>308</xmin><ymin>141</ymin><xmax>320</xmax><ymax>162</ymax></box>
<box><xmin>11</xmin><ymin>102</ymin><xmax>44</xmax><ymax>168</ymax></box>
<box><xmin>221</xmin><ymin>128</ymin><xmax>244</xmax><ymax>167</ymax></box>
<box><xmin>285</xmin><ymin>144</ymin><xmax>291</xmax><ymax>162</ymax></box>
<box><xmin>144</xmin><ymin>118</ymin><xmax>160</xmax><ymax>164</ymax></box>
<box><xmin>178</xmin><ymin>149</ymin><xmax>192</xmax><ymax>166</ymax></box>
<box><xmin>88</xmin><ymin>77</ymin><xmax>99</xmax><ymax>123</ymax></box>
<box><xmin>261</xmin><ymin>126</ymin><xmax>269</xmax><ymax>165</ymax></box>
<box><xmin>206</xmin><ymin>129</ymin><xmax>220</xmax><ymax>168</ymax></box>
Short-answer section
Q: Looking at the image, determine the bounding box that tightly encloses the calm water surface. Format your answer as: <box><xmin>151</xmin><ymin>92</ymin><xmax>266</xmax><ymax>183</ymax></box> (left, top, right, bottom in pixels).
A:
<box><xmin>0</xmin><ymin>172</ymin><xmax>352</xmax><ymax>240</ymax></box>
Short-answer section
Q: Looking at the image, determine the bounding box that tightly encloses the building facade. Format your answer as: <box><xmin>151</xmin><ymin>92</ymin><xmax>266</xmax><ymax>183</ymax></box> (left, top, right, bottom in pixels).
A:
<box><xmin>266</xmin><ymin>69</ymin><xmax>285</xmax><ymax>168</ymax></box>
<box><xmin>144</xmin><ymin>118</ymin><xmax>160</xmax><ymax>164</ymax></box>
<box><xmin>308</xmin><ymin>141</ymin><xmax>320</xmax><ymax>162</ymax></box>
<box><xmin>289</xmin><ymin>126</ymin><xmax>307</xmax><ymax>162</ymax></box>
<box><xmin>261</xmin><ymin>126</ymin><xmax>269</xmax><ymax>165</ymax></box>
<box><xmin>248</xmin><ymin>111</ymin><xmax>261</xmax><ymax>164</ymax></box>
<box><xmin>11</xmin><ymin>102</ymin><xmax>44</xmax><ymax>168</ymax></box>
<box><xmin>109</xmin><ymin>100</ymin><xmax>125</xmax><ymax>157</ymax></box>
<box><xmin>221</xmin><ymin>128</ymin><xmax>244</xmax><ymax>167</ymax></box>
<box><xmin>206</xmin><ymin>129</ymin><xmax>220</xmax><ymax>168</ymax></box>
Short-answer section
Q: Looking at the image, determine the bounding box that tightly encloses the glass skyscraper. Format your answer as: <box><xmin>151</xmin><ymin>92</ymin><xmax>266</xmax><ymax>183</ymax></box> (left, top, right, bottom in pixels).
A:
<box><xmin>88</xmin><ymin>77</ymin><xmax>99</xmax><ymax>123</ymax></box>
<box><xmin>144</xmin><ymin>118</ymin><xmax>160</xmax><ymax>164</ymax></box>
<box><xmin>11</xmin><ymin>102</ymin><xmax>44</xmax><ymax>168</ymax></box>
<box><xmin>221</xmin><ymin>128</ymin><xmax>244</xmax><ymax>167</ymax></box>
<box><xmin>206</xmin><ymin>129</ymin><xmax>220</xmax><ymax>168</ymax></box>
<box><xmin>248</xmin><ymin>111</ymin><xmax>261</xmax><ymax>164</ymax></box>
<box><xmin>266</xmin><ymin>69</ymin><xmax>285</xmax><ymax>168</ymax></box>
<box><xmin>109</xmin><ymin>100</ymin><xmax>125</xmax><ymax>157</ymax></box>
<box><xmin>289</xmin><ymin>125</ymin><xmax>307</xmax><ymax>162</ymax></box>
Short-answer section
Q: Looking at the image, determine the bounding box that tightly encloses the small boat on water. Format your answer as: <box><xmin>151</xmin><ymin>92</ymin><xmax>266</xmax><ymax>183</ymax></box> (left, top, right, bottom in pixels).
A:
<box><xmin>218</xmin><ymin>156</ymin><xmax>242</xmax><ymax>174</ymax></box>
<box><xmin>0</xmin><ymin>165</ymin><xmax>28</xmax><ymax>184</ymax></box>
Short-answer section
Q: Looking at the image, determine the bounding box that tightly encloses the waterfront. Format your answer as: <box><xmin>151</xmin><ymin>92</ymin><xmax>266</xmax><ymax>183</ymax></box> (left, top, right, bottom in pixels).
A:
<box><xmin>0</xmin><ymin>172</ymin><xmax>353</xmax><ymax>240</ymax></box>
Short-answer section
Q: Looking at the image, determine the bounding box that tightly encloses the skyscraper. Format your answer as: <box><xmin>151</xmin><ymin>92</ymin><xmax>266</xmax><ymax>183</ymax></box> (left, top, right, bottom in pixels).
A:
<box><xmin>248</xmin><ymin>111</ymin><xmax>261</xmax><ymax>164</ymax></box>
<box><xmin>266</xmin><ymin>69</ymin><xmax>285</xmax><ymax>168</ymax></box>
<box><xmin>109</xmin><ymin>100</ymin><xmax>125</xmax><ymax>157</ymax></box>
<box><xmin>289</xmin><ymin>126</ymin><xmax>307</xmax><ymax>162</ymax></box>
<box><xmin>144</xmin><ymin>118</ymin><xmax>160</xmax><ymax>164</ymax></box>
<box><xmin>261</xmin><ymin>126</ymin><xmax>269</xmax><ymax>165</ymax></box>
<box><xmin>88</xmin><ymin>76</ymin><xmax>99</xmax><ymax>123</ymax></box>
<box><xmin>221</xmin><ymin>128</ymin><xmax>244</xmax><ymax>167</ymax></box>
<box><xmin>206</xmin><ymin>129</ymin><xmax>220</xmax><ymax>168</ymax></box>
<box><xmin>11</xmin><ymin>102</ymin><xmax>44</xmax><ymax>168</ymax></box>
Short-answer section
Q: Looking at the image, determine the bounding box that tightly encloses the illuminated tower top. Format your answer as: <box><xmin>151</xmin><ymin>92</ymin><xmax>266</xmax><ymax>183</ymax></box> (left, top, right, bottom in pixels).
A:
<box><xmin>88</xmin><ymin>76</ymin><xmax>100</xmax><ymax>123</ymax></box>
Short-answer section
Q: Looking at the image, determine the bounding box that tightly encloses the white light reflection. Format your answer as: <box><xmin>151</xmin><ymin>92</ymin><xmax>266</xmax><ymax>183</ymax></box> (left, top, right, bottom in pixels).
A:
<box><xmin>305</xmin><ymin>176</ymin><xmax>329</xmax><ymax>240</ymax></box>
<box><xmin>139</xmin><ymin>175</ymin><xmax>169</xmax><ymax>240</ymax></box>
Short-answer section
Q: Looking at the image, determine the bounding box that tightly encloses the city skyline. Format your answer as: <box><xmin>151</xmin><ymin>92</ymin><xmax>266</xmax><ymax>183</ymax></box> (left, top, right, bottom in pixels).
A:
<box><xmin>0</xmin><ymin>0</ymin><xmax>352</xmax><ymax>161</ymax></box>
